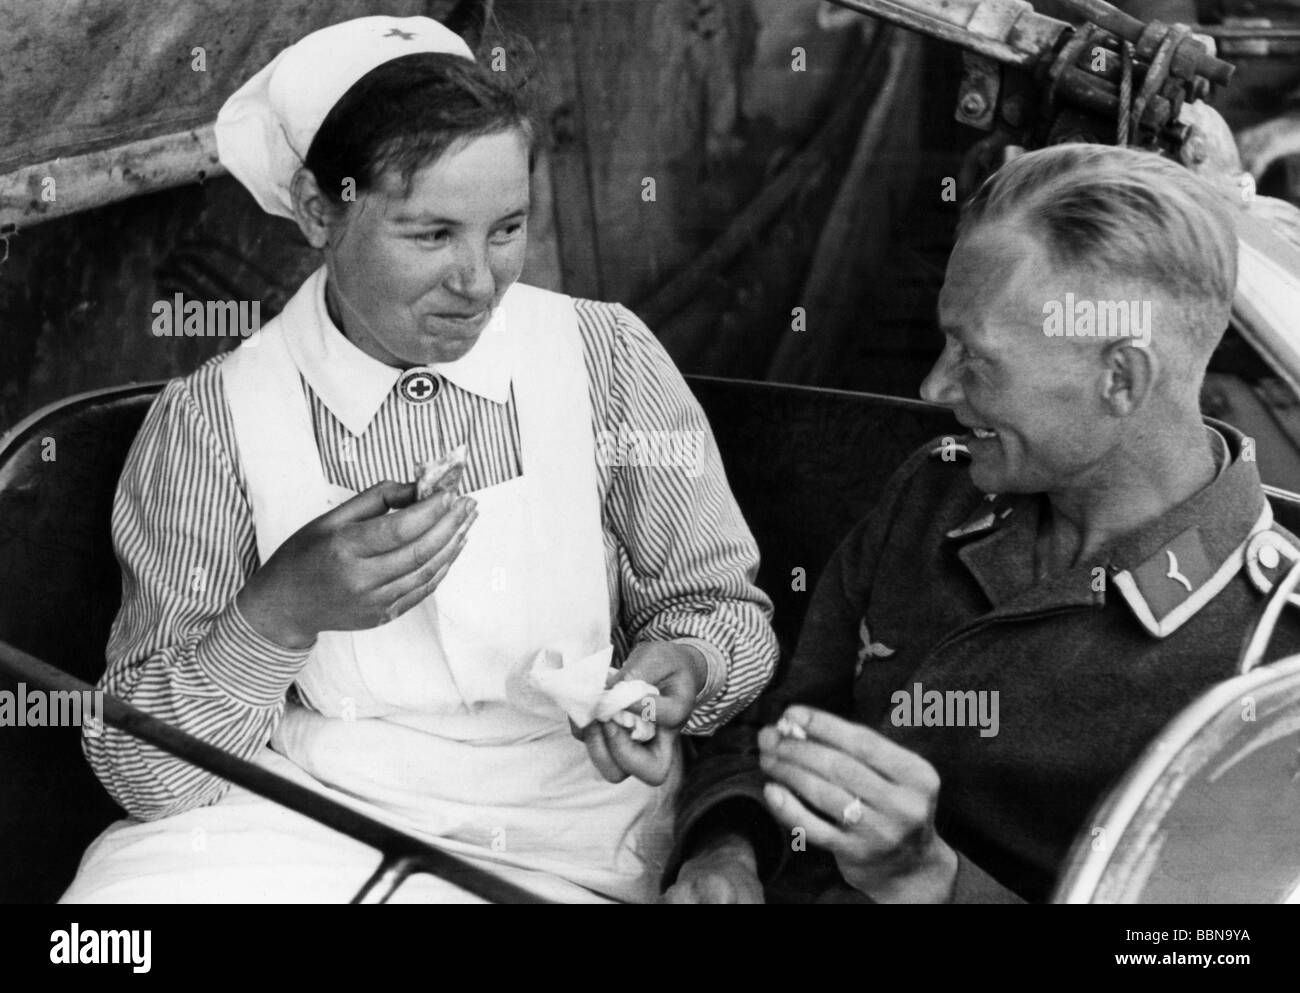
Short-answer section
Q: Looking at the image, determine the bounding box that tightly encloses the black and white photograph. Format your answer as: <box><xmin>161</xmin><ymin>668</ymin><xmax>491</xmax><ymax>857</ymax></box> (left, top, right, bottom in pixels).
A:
<box><xmin>0</xmin><ymin>0</ymin><xmax>1296</xmax><ymax>971</ymax></box>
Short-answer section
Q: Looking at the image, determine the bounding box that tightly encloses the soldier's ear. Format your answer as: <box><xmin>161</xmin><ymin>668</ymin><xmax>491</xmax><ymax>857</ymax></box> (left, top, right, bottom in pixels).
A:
<box><xmin>1100</xmin><ymin>339</ymin><xmax>1156</xmax><ymax>416</ymax></box>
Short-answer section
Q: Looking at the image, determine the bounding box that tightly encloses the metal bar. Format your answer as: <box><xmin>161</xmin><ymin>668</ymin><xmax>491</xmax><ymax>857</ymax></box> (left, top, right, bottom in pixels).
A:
<box><xmin>1056</xmin><ymin>0</ymin><xmax>1160</xmax><ymax>44</ymax></box>
<box><xmin>819</xmin><ymin>0</ymin><xmax>1063</xmax><ymax>67</ymax></box>
<box><xmin>1214</xmin><ymin>40</ymin><xmax>1300</xmax><ymax>56</ymax></box>
<box><xmin>0</xmin><ymin>637</ymin><xmax>550</xmax><ymax>904</ymax></box>
<box><xmin>1198</xmin><ymin>26</ymin><xmax>1300</xmax><ymax>41</ymax></box>
<box><xmin>1056</xmin><ymin>0</ymin><xmax>1234</xmax><ymax>83</ymax></box>
<box><xmin>352</xmin><ymin>856</ymin><xmax>417</xmax><ymax>904</ymax></box>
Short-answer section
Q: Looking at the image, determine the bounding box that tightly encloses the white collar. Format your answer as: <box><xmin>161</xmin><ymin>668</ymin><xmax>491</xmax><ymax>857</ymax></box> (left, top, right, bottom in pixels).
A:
<box><xmin>278</xmin><ymin>266</ymin><xmax>514</xmax><ymax>436</ymax></box>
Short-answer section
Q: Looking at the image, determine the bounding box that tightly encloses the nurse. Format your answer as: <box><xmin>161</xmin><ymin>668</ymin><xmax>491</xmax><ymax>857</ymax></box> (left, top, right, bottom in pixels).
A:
<box><xmin>64</xmin><ymin>15</ymin><xmax>778</xmax><ymax>903</ymax></box>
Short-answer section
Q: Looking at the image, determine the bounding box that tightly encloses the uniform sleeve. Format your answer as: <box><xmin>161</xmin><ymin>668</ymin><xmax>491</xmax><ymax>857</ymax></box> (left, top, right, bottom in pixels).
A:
<box><xmin>663</xmin><ymin>444</ymin><xmax>938</xmax><ymax>889</ymax></box>
<box><xmin>597</xmin><ymin>304</ymin><xmax>779</xmax><ymax>735</ymax></box>
<box><xmin>83</xmin><ymin>373</ymin><xmax>314</xmax><ymax>820</ymax></box>
<box><xmin>952</xmin><ymin>852</ymin><xmax>1025</xmax><ymax>903</ymax></box>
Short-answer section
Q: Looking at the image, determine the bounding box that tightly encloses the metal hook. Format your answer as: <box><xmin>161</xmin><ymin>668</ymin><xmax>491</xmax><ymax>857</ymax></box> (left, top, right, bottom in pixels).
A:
<box><xmin>1238</xmin><ymin>555</ymin><xmax>1300</xmax><ymax>674</ymax></box>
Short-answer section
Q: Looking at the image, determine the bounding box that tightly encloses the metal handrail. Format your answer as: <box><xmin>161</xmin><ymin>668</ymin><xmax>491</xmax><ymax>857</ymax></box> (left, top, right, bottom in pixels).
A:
<box><xmin>0</xmin><ymin>637</ymin><xmax>550</xmax><ymax>904</ymax></box>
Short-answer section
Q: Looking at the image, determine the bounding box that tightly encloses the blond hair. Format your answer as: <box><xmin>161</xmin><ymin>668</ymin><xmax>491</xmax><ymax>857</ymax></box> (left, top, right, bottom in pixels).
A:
<box><xmin>959</xmin><ymin>144</ymin><xmax>1238</xmax><ymax>357</ymax></box>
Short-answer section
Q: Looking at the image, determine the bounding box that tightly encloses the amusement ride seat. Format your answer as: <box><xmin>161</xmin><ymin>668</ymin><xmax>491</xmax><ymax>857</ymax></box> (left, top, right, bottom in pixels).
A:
<box><xmin>4</xmin><ymin>376</ymin><xmax>1299</xmax><ymax>903</ymax></box>
<box><xmin>0</xmin><ymin>375</ymin><xmax>955</xmax><ymax>902</ymax></box>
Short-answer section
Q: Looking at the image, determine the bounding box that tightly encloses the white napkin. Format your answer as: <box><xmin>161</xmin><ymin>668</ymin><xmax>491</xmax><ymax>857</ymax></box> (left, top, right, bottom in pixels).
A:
<box><xmin>506</xmin><ymin>646</ymin><xmax>659</xmax><ymax>733</ymax></box>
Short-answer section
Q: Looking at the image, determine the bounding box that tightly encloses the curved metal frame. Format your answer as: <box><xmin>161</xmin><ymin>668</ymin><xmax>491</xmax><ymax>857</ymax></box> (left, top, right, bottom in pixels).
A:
<box><xmin>0</xmin><ymin>380</ymin><xmax>167</xmax><ymax>459</ymax></box>
<box><xmin>1053</xmin><ymin>649</ymin><xmax>1300</xmax><ymax>903</ymax></box>
<box><xmin>0</xmin><ymin>637</ymin><xmax>549</xmax><ymax>904</ymax></box>
<box><xmin>1238</xmin><ymin>556</ymin><xmax>1300</xmax><ymax>674</ymax></box>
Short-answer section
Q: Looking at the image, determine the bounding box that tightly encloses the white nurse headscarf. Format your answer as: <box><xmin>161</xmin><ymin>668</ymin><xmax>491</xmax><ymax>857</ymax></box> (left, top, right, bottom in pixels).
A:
<box><xmin>215</xmin><ymin>15</ymin><xmax>475</xmax><ymax>219</ymax></box>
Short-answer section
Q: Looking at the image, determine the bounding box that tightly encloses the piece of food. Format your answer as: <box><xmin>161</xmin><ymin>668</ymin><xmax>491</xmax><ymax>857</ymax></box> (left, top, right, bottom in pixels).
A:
<box><xmin>414</xmin><ymin>442</ymin><xmax>469</xmax><ymax>500</ymax></box>
<box><xmin>775</xmin><ymin>715</ymin><xmax>807</xmax><ymax>740</ymax></box>
<box><xmin>609</xmin><ymin>708</ymin><xmax>657</xmax><ymax>742</ymax></box>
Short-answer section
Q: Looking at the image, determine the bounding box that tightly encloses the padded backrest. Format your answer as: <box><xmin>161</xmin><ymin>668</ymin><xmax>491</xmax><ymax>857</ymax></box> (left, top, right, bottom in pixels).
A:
<box><xmin>0</xmin><ymin>385</ymin><xmax>163</xmax><ymax>682</ymax></box>
<box><xmin>0</xmin><ymin>384</ymin><xmax>161</xmax><ymax>902</ymax></box>
<box><xmin>687</xmin><ymin>376</ymin><xmax>959</xmax><ymax>652</ymax></box>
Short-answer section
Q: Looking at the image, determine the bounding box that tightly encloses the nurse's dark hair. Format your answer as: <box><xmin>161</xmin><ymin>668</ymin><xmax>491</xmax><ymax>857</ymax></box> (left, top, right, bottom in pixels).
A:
<box><xmin>305</xmin><ymin>51</ymin><xmax>538</xmax><ymax>205</ymax></box>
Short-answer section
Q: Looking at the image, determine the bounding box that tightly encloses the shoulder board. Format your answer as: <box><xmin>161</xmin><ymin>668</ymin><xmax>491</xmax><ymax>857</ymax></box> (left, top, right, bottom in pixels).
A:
<box><xmin>1245</xmin><ymin>527</ymin><xmax>1300</xmax><ymax>607</ymax></box>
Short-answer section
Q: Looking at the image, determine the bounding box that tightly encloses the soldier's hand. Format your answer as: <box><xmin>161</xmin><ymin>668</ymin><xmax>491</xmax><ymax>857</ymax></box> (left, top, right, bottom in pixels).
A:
<box><xmin>236</xmin><ymin>481</ymin><xmax>477</xmax><ymax>649</ymax></box>
<box><xmin>758</xmin><ymin>705</ymin><xmax>957</xmax><ymax>903</ymax></box>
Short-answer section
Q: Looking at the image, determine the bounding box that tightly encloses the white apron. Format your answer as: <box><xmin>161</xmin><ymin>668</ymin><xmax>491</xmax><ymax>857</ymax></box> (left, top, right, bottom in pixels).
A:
<box><xmin>63</xmin><ymin>274</ymin><xmax>678</xmax><ymax>904</ymax></box>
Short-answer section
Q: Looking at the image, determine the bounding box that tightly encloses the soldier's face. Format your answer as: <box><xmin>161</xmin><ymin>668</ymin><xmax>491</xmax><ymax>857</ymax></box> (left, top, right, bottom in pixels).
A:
<box><xmin>922</xmin><ymin>223</ymin><xmax>1117</xmax><ymax>495</ymax></box>
<box><xmin>320</xmin><ymin>128</ymin><xmax>531</xmax><ymax>367</ymax></box>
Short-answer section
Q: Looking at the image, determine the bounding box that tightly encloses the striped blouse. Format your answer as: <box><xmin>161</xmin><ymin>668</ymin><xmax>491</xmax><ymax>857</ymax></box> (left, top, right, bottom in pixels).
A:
<box><xmin>85</xmin><ymin>295</ymin><xmax>780</xmax><ymax>820</ymax></box>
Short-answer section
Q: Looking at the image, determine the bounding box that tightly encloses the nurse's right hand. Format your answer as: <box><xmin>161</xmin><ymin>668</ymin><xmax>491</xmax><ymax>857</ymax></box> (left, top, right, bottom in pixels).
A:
<box><xmin>236</xmin><ymin>480</ymin><xmax>477</xmax><ymax>650</ymax></box>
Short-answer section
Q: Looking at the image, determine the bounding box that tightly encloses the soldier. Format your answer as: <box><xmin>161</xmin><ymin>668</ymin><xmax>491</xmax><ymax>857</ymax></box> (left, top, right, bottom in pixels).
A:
<box><xmin>662</xmin><ymin>142</ymin><xmax>1300</xmax><ymax>904</ymax></box>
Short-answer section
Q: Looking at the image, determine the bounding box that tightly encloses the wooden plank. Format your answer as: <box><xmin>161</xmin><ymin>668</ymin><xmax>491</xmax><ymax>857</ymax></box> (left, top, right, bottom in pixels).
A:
<box><xmin>0</xmin><ymin>128</ymin><xmax>222</xmax><ymax>233</ymax></box>
<box><xmin>506</xmin><ymin>0</ymin><xmax>603</xmax><ymax>299</ymax></box>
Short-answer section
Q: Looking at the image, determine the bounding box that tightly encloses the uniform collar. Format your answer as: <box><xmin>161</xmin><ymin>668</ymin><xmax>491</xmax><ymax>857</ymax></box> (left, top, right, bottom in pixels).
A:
<box><xmin>945</xmin><ymin>420</ymin><xmax>1270</xmax><ymax>637</ymax></box>
<box><xmin>276</xmin><ymin>266</ymin><xmax>514</xmax><ymax>436</ymax></box>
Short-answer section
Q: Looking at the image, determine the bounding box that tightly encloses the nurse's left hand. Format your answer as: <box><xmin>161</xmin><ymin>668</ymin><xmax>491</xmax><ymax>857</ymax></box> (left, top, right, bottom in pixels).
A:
<box><xmin>580</xmin><ymin>642</ymin><xmax>706</xmax><ymax>787</ymax></box>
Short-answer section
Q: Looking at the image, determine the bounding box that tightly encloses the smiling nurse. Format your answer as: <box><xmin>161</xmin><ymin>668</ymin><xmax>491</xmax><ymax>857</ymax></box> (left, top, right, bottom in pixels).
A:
<box><xmin>298</xmin><ymin>85</ymin><xmax>533</xmax><ymax>369</ymax></box>
<box><xmin>62</xmin><ymin>15</ymin><xmax>778</xmax><ymax>904</ymax></box>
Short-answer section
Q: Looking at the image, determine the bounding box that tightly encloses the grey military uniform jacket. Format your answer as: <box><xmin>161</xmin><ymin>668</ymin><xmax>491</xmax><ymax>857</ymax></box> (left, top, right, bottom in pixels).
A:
<box><xmin>667</xmin><ymin>419</ymin><xmax>1300</xmax><ymax>902</ymax></box>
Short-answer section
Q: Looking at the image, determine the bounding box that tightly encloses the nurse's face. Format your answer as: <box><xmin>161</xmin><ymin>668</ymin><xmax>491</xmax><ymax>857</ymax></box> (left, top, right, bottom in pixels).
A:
<box><xmin>320</xmin><ymin>127</ymin><xmax>531</xmax><ymax>367</ymax></box>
